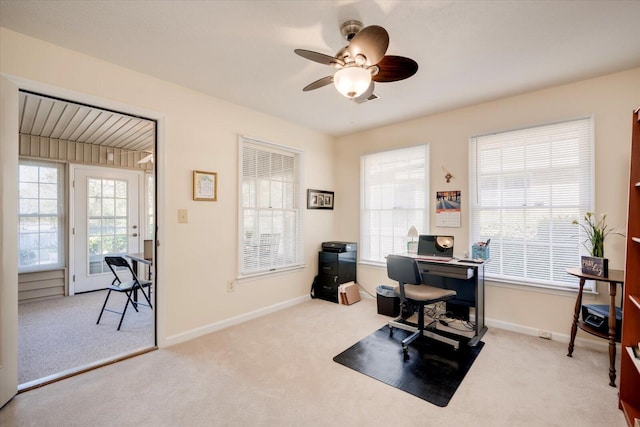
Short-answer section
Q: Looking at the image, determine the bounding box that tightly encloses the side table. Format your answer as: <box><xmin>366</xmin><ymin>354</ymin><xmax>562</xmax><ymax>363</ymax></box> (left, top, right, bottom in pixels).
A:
<box><xmin>566</xmin><ymin>267</ymin><xmax>624</xmax><ymax>387</ymax></box>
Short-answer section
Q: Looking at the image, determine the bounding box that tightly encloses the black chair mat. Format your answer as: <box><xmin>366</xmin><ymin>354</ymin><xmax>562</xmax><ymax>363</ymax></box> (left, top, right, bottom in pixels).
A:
<box><xmin>333</xmin><ymin>325</ymin><xmax>484</xmax><ymax>407</ymax></box>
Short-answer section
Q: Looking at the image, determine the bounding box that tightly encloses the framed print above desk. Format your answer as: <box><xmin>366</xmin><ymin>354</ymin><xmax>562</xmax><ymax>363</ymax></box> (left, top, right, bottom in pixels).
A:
<box><xmin>307</xmin><ymin>189</ymin><xmax>334</xmax><ymax>209</ymax></box>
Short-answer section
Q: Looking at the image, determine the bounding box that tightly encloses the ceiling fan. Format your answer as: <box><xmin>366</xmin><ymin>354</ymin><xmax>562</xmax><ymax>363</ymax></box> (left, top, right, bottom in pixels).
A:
<box><xmin>294</xmin><ymin>20</ymin><xmax>418</xmax><ymax>103</ymax></box>
<box><xmin>114</xmin><ymin>149</ymin><xmax>153</xmax><ymax>164</ymax></box>
<box><xmin>138</xmin><ymin>151</ymin><xmax>153</xmax><ymax>164</ymax></box>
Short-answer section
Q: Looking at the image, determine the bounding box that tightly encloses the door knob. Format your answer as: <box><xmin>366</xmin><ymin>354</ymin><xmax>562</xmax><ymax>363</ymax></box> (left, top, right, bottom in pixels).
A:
<box><xmin>132</xmin><ymin>233</ymin><xmax>138</xmax><ymax>237</ymax></box>
<box><xmin>132</xmin><ymin>225</ymin><xmax>138</xmax><ymax>229</ymax></box>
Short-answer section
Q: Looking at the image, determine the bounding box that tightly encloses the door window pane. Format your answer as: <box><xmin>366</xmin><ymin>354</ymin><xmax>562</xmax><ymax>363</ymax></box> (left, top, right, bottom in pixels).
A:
<box><xmin>86</xmin><ymin>178</ymin><xmax>129</xmax><ymax>275</ymax></box>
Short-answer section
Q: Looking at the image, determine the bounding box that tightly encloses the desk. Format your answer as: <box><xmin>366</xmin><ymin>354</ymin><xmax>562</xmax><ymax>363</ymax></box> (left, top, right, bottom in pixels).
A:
<box><xmin>566</xmin><ymin>267</ymin><xmax>624</xmax><ymax>387</ymax></box>
<box><xmin>126</xmin><ymin>253</ymin><xmax>153</xmax><ymax>303</ymax></box>
<box><xmin>127</xmin><ymin>252</ymin><xmax>152</xmax><ymax>280</ymax></box>
<box><xmin>408</xmin><ymin>255</ymin><xmax>487</xmax><ymax>346</ymax></box>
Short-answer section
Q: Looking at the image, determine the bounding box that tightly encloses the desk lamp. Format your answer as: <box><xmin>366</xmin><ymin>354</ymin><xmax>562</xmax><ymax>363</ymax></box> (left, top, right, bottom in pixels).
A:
<box><xmin>407</xmin><ymin>226</ymin><xmax>419</xmax><ymax>253</ymax></box>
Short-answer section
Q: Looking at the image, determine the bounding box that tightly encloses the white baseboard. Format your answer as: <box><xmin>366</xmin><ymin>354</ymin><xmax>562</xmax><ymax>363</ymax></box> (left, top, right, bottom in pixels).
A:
<box><xmin>162</xmin><ymin>295</ymin><xmax>611</xmax><ymax>354</ymax></box>
<box><xmin>164</xmin><ymin>294</ymin><xmax>310</xmax><ymax>347</ymax></box>
<box><xmin>486</xmin><ymin>317</ymin><xmax>611</xmax><ymax>353</ymax></box>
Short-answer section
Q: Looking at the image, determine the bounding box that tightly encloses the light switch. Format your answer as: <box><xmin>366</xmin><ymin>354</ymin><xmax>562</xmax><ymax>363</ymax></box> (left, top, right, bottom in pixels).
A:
<box><xmin>178</xmin><ymin>209</ymin><xmax>188</xmax><ymax>223</ymax></box>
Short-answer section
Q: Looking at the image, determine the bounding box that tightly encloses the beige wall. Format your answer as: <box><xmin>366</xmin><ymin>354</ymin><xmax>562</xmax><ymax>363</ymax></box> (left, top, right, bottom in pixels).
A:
<box><xmin>2</xmin><ymin>27</ymin><xmax>638</xmax><ymax>350</ymax></box>
<box><xmin>334</xmin><ymin>67</ymin><xmax>640</xmax><ymax>343</ymax></box>
<box><xmin>0</xmin><ymin>28</ymin><xmax>335</xmax><ymax>346</ymax></box>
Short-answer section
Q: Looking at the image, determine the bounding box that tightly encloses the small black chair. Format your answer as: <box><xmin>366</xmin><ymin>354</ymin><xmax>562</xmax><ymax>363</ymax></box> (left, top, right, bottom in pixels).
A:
<box><xmin>97</xmin><ymin>256</ymin><xmax>153</xmax><ymax>331</ymax></box>
<box><xmin>386</xmin><ymin>254</ymin><xmax>457</xmax><ymax>355</ymax></box>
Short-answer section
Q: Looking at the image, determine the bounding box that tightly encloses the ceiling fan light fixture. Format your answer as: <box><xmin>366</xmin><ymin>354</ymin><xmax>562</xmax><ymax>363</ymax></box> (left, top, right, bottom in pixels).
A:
<box><xmin>333</xmin><ymin>65</ymin><xmax>371</xmax><ymax>99</ymax></box>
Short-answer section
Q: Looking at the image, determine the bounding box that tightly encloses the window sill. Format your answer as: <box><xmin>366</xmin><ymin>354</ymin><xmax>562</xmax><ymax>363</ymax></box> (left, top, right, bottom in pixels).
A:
<box><xmin>237</xmin><ymin>264</ymin><xmax>305</xmax><ymax>283</ymax></box>
<box><xmin>486</xmin><ymin>278</ymin><xmax>598</xmax><ymax>297</ymax></box>
<box><xmin>358</xmin><ymin>260</ymin><xmax>386</xmax><ymax>269</ymax></box>
<box><xmin>18</xmin><ymin>265</ymin><xmax>65</xmax><ymax>275</ymax></box>
<box><xmin>357</xmin><ymin>262</ymin><xmax>598</xmax><ymax>297</ymax></box>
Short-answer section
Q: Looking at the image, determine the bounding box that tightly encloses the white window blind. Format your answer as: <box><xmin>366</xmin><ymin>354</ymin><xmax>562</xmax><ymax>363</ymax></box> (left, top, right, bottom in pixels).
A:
<box><xmin>361</xmin><ymin>145</ymin><xmax>429</xmax><ymax>264</ymax></box>
<box><xmin>469</xmin><ymin>117</ymin><xmax>593</xmax><ymax>290</ymax></box>
<box><xmin>239</xmin><ymin>137</ymin><xmax>303</xmax><ymax>276</ymax></box>
<box><xmin>18</xmin><ymin>160</ymin><xmax>65</xmax><ymax>272</ymax></box>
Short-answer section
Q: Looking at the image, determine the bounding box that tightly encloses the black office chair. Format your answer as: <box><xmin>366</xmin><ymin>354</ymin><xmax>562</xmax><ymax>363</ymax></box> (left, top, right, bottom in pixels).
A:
<box><xmin>386</xmin><ymin>254</ymin><xmax>457</xmax><ymax>355</ymax></box>
<box><xmin>97</xmin><ymin>256</ymin><xmax>153</xmax><ymax>331</ymax></box>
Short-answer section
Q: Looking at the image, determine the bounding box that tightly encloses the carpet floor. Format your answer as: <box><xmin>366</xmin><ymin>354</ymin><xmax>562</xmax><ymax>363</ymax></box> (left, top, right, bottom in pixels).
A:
<box><xmin>333</xmin><ymin>325</ymin><xmax>484</xmax><ymax>406</ymax></box>
<box><xmin>18</xmin><ymin>290</ymin><xmax>155</xmax><ymax>385</ymax></box>
<box><xmin>3</xmin><ymin>297</ymin><xmax>626</xmax><ymax>426</ymax></box>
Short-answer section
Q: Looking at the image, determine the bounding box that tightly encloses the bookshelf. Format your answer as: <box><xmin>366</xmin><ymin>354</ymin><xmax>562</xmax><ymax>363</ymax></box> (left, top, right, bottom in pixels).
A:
<box><xmin>620</xmin><ymin>108</ymin><xmax>640</xmax><ymax>426</ymax></box>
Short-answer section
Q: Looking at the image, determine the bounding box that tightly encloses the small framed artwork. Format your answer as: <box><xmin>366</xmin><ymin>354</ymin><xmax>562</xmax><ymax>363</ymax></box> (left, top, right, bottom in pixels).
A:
<box><xmin>193</xmin><ymin>170</ymin><xmax>217</xmax><ymax>201</ymax></box>
<box><xmin>307</xmin><ymin>189</ymin><xmax>334</xmax><ymax>210</ymax></box>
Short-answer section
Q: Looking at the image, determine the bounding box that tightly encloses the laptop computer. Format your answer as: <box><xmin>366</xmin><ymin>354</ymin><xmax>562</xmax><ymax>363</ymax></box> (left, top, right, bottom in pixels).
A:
<box><xmin>417</xmin><ymin>235</ymin><xmax>454</xmax><ymax>260</ymax></box>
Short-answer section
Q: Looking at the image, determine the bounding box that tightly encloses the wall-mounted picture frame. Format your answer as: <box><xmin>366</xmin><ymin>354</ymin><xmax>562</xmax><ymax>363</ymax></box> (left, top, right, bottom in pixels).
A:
<box><xmin>307</xmin><ymin>189</ymin><xmax>334</xmax><ymax>210</ymax></box>
<box><xmin>193</xmin><ymin>170</ymin><xmax>217</xmax><ymax>201</ymax></box>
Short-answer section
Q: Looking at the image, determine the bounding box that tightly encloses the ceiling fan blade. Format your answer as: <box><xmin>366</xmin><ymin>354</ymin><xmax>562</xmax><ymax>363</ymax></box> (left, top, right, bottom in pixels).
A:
<box><xmin>138</xmin><ymin>153</ymin><xmax>153</xmax><ymax>164</ymax></box>
<box><xmin>348</xmin><ymin>25</ymin><xmax>389</xmax><ymax>65</ymax></box>
<box><xmin>294</xmin><ymin>49</ymin><xmax>344</xmax><ymax>67</ymax></box>
<box><xmin>373</xmin><ymin>55</ymin><xmax>419</xmax><ymax>83</ymax></box>
<box><xmin>302</xmin><ymin>75</ymin><xmax>333</xmax><ymax>91</ymax></box>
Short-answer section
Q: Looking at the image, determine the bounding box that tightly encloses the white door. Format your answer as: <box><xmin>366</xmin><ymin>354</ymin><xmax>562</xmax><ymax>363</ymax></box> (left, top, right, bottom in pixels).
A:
<box><xmin>0</xmin><ymin>75</ymin><xmax>19</xmax><ymax>407</ymax></box>
<box><xmin>71</xmin><ymin>165</ymin><xmax>142</xmax><ymax>293</ymax></box>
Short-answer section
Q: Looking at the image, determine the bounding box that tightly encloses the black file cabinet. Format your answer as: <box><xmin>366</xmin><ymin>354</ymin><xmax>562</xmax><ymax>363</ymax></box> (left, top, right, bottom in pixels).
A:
<box><xmin>314</xmin><ymin>243</ymin><xmax>357</xmax><ymax>303</ymax></box>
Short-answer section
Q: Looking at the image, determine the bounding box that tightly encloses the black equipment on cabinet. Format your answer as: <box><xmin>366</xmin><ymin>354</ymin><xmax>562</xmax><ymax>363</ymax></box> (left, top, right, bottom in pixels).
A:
<box><xmin>314</xmin><ymin>242</ymin><xmax>357</xmax><ymax>303</ymax></box>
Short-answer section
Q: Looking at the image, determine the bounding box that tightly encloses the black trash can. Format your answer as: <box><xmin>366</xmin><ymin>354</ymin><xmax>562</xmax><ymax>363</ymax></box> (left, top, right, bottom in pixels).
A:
<box><xmin>376</xmin><ymin>285</ymin><xmax>400</xmax><ymax>317</ymax></box>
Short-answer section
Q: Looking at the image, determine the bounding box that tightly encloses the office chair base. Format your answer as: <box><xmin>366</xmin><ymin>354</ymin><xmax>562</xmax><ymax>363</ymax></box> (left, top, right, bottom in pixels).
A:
<box><xmin>401</xmin><ymin>330</ymin><xmax>422</xmax><ymax>350</ymax></box>
<box><xmin>423</xmin><ymin>329</ymin><xmax>460</xmax><ymax>350</ymax></box>
<box><xmin>388</xmin><ymin>319</ymin><xmax>418</xmax><ymax>335</ymax></box>
<box><xmin>389</xmin><ymin>321</ymin><xmax>461</xmax><ymax>351</ymax></box>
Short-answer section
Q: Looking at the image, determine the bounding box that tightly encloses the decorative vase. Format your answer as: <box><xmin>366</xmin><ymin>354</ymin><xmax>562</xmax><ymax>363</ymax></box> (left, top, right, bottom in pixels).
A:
<box><xmin>581</xmin><ymin>255</ymin><xmax>609</xmax><ymax>277</ymax></box>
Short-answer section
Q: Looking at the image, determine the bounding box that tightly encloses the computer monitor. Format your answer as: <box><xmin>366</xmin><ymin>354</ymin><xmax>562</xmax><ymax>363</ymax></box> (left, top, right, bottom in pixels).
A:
<box><xmin>417</xmin><ymin>235</ymin><xmax>454</xmax><ymax>258</ymax></box>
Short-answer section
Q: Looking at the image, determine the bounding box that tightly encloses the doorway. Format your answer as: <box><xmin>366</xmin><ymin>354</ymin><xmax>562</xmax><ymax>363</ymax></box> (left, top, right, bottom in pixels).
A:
<box><xmin>15</xmin><ymin>91</ymin><xmax>158</xmax><ymax>389</ymax></box>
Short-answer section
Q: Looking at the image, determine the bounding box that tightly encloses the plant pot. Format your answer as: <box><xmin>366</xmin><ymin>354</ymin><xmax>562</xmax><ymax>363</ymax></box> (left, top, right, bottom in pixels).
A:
<box><xmin>581</xmin><ymin>255</ymin><xmax>609</xmax><ymax>277</ymax></box>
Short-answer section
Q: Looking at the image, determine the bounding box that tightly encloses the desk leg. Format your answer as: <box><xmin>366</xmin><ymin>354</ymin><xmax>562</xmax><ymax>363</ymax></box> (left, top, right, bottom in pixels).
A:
<box><xmin>131</xmin><ymin>260</ymin><xmax>139</xmax><ymax>305</ymax></box>
<box><xmin>607</xmin><ymin>281</ymin><xmax>617</xmax><ymax>387</ymax></box>
<box><xmin>567</xmin><ymin>278</ymin><xmax>585</xmax><ymax>357</ymax></box>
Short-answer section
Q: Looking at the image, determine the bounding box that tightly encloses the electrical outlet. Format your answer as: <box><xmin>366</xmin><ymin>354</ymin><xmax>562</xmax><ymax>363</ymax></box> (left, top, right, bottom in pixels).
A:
<box><xmin>538</xmin><ymin>330</ymin><xmax>552</xmax><ymax>340</ymax></box>
<box><xmin>227</xmin><ymin>280</ymin><xmax>235</xmax><ymax>292</ymax></box>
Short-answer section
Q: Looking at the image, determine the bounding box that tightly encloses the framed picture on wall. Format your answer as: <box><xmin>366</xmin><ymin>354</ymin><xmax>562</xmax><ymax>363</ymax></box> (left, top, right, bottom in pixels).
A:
<box><xmin>307</xmin><ymin>189</ymin><xmax>334</xmax><ymax>210</ymax></box>
<box><xmin>193</xmin><ymin>170</ymin><xmax>217</xmax><ymax>201</ymax></box>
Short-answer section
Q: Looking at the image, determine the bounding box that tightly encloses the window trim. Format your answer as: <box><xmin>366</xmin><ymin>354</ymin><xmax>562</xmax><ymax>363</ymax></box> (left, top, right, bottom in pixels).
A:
<box><xmin>237</xmin><ymin>135</ymin><xmax>305</xmax><ymax>278</ymax></box>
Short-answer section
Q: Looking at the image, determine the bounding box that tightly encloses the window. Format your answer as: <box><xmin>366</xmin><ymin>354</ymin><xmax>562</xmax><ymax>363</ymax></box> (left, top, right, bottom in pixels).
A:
<box><xmin>470</xmin><ymin>117</ymin><xmax>593</xmax><ymax>290</ymax></box>
<box><xmin>18</xmin><ymin>161</ymin><xmax>65</xmax><ymax>272</ymax></box>
<box><xmin>360</xmin><ymin>145</ymin><xmax>430</xmax><ymax>264</ymax></box>
<box><xmin>239</xmin><ymin>137</ymin><xmax>303</xmax><ymax>276</ymax></box>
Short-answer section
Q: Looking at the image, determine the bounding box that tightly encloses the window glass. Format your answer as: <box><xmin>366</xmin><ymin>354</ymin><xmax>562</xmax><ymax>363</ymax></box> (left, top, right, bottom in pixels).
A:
<box><xmin>239</xmin><ymin>137</ymin><xmax>303</xmax><ymax>276</ymax></box>
<box><xmin>18</xmin><ymin>161</ymin><xmax>65</xmax><ymax>271</ymax></box>
<box><xmin>360</xmin><ymin>145</ymin><xmax>429</xmax><ymax>264</ymax></box>
<box><xmin>469</xmin><ymin>117</ymin><xmax>593</xmax><ymax>290</ymax></box>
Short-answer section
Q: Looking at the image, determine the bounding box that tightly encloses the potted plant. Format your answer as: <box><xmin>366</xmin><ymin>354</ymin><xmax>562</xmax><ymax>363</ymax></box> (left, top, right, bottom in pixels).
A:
<box><xmin>573</xmin><ymin>211</ymin><xmax>624</xmax><ymax>277</ymax></box>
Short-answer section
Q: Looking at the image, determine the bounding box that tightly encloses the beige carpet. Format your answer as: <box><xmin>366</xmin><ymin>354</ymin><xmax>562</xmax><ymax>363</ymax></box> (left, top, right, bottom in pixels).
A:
<box><xmin>1</xmin><ymin>296</ymin><xmax>626</xmax><ymax>426</ymax></box>
<box><xmin>18</xmin><ymin>290</ymin><xmax>154</xmax><ymax>386</ymax></box>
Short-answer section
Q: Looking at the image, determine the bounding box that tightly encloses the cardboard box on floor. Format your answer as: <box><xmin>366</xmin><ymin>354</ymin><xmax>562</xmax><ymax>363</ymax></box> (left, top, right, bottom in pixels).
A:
<box><xmin>339</xmin><ymin>282</ymin><xmax>361</xmax><ymax>305</ymax></box>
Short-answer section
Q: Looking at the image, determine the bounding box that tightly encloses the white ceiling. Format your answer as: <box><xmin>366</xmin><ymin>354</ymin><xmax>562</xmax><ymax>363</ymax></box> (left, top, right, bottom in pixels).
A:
<box><xmin>2</xmin><ymin>0</ymin><xmax>640</xmax><ymax>137</ymax></box>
